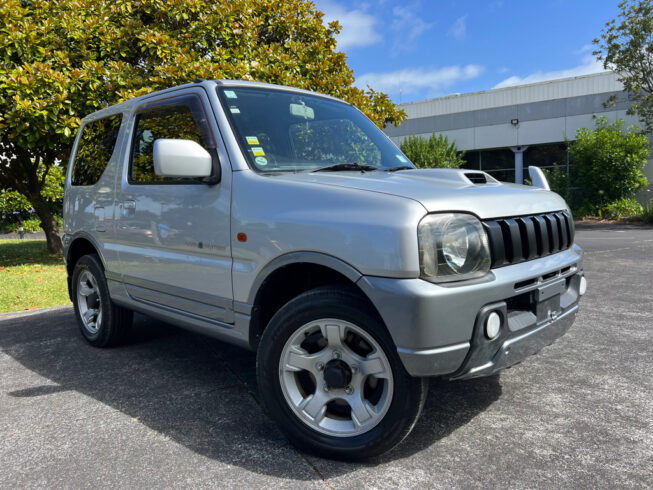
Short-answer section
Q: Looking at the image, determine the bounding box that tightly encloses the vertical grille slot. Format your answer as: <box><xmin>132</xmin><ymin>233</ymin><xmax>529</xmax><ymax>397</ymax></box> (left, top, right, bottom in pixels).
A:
<box><xmin>501</xmin><ymin>219</ymin><xmax>524</xmax><ymax>263</ymax></box>
<box><xmin>484</xmin><ymin>211</ymin><xmax>574</xmax><ymax>269</ymax></box>
<box><xmin>483</xmin><ymin>221</ymin><xmax>506</xmax><ymax>268</ymax></box>
<box><xmin>532</xmin><ymin>215</ymin><xmax>549</xmax><ymax>256</ymax></box>
<box><xmin>544</xmin><ymin>214</ymin><xmax>559</xmax><ymax>254</ymax></box>
<box><xmin>518</xmin><ymin>217</ymin><xmax>538</xmax><ymax>260</ymax></box>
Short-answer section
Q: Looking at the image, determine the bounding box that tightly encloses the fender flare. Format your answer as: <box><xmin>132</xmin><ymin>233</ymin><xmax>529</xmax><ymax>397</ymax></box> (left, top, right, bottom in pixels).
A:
<box><xmin>246</xmin><ymin>251</ymin><xmax>363</xmax><ymax>305</ymax></box>
<box><xmin>65</xmin><ymin>231</ymin><xmax>109</xmax><ymax>271</ymax></box>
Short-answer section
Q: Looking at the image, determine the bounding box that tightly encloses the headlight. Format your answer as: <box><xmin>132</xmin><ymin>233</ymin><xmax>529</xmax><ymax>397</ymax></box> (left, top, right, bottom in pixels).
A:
<box><xmin>418</xmin><ymin>213</ymin><xmax>491</xmax><ymax>283</ymax></box>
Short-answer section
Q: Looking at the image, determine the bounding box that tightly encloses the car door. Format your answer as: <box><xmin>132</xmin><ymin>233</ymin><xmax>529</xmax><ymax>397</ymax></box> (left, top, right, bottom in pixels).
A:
<box><xmin>113</xmin><ymin>88</ymin><xmax>233</xmax><ymax>323</ymax></box>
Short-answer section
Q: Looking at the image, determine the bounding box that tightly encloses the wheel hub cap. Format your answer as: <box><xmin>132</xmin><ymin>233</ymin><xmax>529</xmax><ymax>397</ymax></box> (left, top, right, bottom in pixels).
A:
<box><xmin>323</xmin><ymin>359</ymin><xmax>352</xmax><ymax>389</ymax></box>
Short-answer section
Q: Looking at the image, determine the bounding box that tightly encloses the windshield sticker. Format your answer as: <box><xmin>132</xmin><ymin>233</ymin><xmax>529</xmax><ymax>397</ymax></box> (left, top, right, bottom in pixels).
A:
<box><xmin>246</xmin><ymin>136</ymin><xmax>260</xmax><ymax>145</ymax></box>
<box><xmin>396</xmin><ymin>154</ymin><xmax>409</xmax><ymax>163</ymax></box>
<box><xmin>251</xmin><ymin>147</ymin><xmax>265</xmax><ymax>156</ymax></box>
<box><xmin>229</xmin><ymin>106</ymin><xmax>240</xmax><ymax>114</ymax></box>
<box><xmin>224</xmin><ymin>90</ymin><xmax>237</xmax><ymax>99</ymax></box>
<box><xmin>255</xmin><ymin>156</ymin><xmax>268</xmax><ymax>166</ymax></box>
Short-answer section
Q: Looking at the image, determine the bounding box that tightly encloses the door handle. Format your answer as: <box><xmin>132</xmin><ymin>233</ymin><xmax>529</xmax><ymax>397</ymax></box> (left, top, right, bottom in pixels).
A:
<box><xmin>123</xmin><ymin>200</ymin><xmax>136</xmax><ymax>210</ymax></box>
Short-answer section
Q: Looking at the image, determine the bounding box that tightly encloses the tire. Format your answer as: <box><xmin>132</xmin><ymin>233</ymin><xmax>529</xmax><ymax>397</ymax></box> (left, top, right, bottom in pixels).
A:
<box><xmin>71</xmin><ymin>254</ymin><xmax>133</xmax><ymax>347</ymax></box>
<box><xmin>256</xmin><ymin>285</ymin><xmax>428</xmax><ymax>460</ymax></box>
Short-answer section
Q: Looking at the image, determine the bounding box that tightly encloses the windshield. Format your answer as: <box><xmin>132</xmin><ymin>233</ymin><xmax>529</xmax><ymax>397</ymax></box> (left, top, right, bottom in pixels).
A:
<box><xmin>216</xmin><ymin>86</ymin><xmax>414</xmax><ymax>172</ymax></box>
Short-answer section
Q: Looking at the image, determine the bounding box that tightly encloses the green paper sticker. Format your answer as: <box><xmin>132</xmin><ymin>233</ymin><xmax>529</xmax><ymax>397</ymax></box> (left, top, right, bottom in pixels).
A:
<box><xmin>255</xmin><ymin>156</ymin><xmax>268</xmax><ymax>166</ymax></box>
<box><xmin>224</xmin><ymin>90</ymin><xmax>237</xmax><ymax>99</ymax></box>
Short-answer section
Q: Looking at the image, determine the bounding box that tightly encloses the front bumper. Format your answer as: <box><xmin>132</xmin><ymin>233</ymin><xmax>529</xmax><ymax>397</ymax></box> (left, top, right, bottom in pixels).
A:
<box><xmin>357</xmin><ymin>245</ymin><xmax>583</xmax><ymax>377</ymax></box>
<box><xmin>450</xmin><ymin>303</ymin><xmax>578</xmax><ymax>380</ymax></box>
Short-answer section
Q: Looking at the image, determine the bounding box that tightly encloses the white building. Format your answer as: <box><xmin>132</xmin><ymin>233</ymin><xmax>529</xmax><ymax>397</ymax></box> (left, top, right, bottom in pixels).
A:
<box><xmin>384</xmin><ymin>71</ymin><xmax>652</xmax><ymax>202</ymax></box>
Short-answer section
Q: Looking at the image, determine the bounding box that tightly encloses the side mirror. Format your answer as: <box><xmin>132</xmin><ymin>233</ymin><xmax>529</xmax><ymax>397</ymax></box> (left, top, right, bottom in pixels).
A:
<box><xmin>153</xmin><ymin>139</ymin><xmax>212</xmax><ymax>178</ymax></box>
<box><xmin>528</xmin><ymin>166</ymin><xmax>550</xmax><ymax>190</ymax></box>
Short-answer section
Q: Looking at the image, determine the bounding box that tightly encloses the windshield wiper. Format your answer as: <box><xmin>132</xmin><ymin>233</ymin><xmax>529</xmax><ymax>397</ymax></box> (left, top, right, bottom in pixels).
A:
<box><xmin>385</xmin><ymin>165</ymin><xmax>415</xmax><ymax>172</ymax></box>
<box><xmin>312</xmin><ymin>162</ymin><xmax>379</xmax><ymax>173</ymax></box>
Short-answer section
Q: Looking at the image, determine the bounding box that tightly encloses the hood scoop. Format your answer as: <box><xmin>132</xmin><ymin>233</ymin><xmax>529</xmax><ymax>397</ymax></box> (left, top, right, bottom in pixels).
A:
<box><xmin>398</xmin><ymin>168</ymin><xmax>498</xmax><ymax>186</ymax></box>
<box><xmin>464</xmin><ymin>172</ymin><xmax>494</xmax><ymax>184</ymax></box>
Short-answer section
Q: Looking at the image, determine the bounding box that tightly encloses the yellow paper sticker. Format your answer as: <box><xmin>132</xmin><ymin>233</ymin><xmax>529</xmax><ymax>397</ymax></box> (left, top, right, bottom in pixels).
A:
<box><xmin>246</xmin><ymin>136</ymin><xmax>260</xmax><ymax>145</ymax></box>
<box><xmin>252</xmin><ymin>147</ymin><xmax>265</xmax><ymax>156</ymax></box>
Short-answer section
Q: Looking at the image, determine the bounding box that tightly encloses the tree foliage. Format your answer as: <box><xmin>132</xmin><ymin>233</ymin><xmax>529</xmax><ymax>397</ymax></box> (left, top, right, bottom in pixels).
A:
<box><xmin>568</xmin><ymin>117</ymin><xmax>649</xmax><ymax>210</ymax></box>
<box><xmin>399</xmin><ymin>133</ymin><xmax>465</xmax><ymax>169</ymax></box>
<box><xmin>593</xmin><ymin>0</ymin><xmax>653</xmax><ymax>133</ymax></box>
<box><xmin>0</xmin><ymin>0</ymin><xmax>405</xmax><ymax>252</ymax></box>
<box><xmin>544</xmin><ymin>163</ymin><xmax>572</xmax><ymax>204</ymax></box>
<box><xmin>0</xmin><ymin>164</ymin><xmax>64</xmax><ymax>217</ymax></box>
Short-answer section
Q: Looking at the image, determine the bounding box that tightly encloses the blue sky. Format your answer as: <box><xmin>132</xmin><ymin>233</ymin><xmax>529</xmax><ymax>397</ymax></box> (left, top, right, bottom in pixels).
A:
<box><xmin>314</xmin><ymin>0</ymin><xmax>620</xmax><ymax>103</ymax></box>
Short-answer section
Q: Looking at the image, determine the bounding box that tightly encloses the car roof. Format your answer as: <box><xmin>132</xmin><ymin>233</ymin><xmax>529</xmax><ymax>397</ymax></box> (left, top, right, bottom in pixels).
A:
<box><xmin>81</xmin><ymin>79</ymin><xmax>347</xmax><ymax>122</ymax></box>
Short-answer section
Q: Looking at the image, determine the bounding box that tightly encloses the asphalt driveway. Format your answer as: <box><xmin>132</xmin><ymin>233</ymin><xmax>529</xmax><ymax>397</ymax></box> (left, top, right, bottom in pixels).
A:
<box><xmin>1</xmin><ymin>224</ymin><xmax>652</xmax><ymax>488</ymax></box>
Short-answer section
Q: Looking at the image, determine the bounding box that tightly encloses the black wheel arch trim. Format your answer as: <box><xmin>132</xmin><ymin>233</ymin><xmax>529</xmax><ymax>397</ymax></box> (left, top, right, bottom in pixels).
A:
<box><xmin>246</xmin><ymin>251</ymin><xmax>364</xmax><ymax>305</ymax></box>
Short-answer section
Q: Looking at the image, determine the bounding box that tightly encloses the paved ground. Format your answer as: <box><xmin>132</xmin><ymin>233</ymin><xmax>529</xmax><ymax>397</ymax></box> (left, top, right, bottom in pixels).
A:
<box><xmin>1</xmin><ymin>224</ymin><xmax>652</xmax><ymax>489</ymax></box>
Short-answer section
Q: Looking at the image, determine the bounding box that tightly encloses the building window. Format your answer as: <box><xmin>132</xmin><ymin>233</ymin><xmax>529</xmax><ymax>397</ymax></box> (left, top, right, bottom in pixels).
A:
<box><xmin>480</xmin><ymin>148</ymin><xmax>515</xmax><ymax>182</ymax></box>
<box><xmin>524</xmin><ymin>143</ymin><xmax>568</xmax><ymax>171</ymax></box>
<box><xmin>461</xmin><ymin>150</ymin><xmax>481</xmax><ymax>170</ymax></box>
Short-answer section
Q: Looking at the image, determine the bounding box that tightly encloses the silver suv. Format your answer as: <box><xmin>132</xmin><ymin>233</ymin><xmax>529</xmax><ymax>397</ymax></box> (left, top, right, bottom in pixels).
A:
<box><xmin>63</xmin><ymin>80</ymin><xmax>586</xmax><ymax>460</ymax></box>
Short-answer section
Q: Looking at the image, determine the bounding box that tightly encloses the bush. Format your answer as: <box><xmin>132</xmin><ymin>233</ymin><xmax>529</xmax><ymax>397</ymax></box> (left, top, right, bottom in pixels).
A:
<box><xmin>400</xmin><ymin>133</ymin><xmax>465</xmax><ymax>169</ymax></box>
<box><xmin>544</xmin><ymin>164</ymin><xmax>572</xmax><ymax>203</ymax></box>
<box><xmin>638</xmin><ymin>205</ymin><xmax>653</xmax><ymax>224</ymax></box>
<box><xmin>0</xmin><ymin>217</ymin><xmax>62</xmax><ymax>234</ymax></box>
<box><xmin>596</xmin><ymin>198</ymin><xmax>644</xmax><ymax>220</ymax></box>
<box><xmin>569</xmin><ymin>117</ymin><xmax>649</xmax><ymax>209</ymax></box>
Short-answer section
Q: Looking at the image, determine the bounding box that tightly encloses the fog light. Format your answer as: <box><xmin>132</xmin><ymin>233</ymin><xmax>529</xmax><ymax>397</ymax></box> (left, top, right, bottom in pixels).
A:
<box><xmin>485</xmin><ymin>311</ymin><xmax>502</xmax><ymax>339</ymax></box>
<box><xmin>579</xmin><ymin>276</ymin><xmax>587</xmax><ymax>296</ymax></box>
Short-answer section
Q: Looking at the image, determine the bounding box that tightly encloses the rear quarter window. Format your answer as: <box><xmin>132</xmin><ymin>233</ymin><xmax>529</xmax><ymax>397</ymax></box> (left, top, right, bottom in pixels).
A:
<box><xmin>71</xmin><ymin>114</ymin><xmax>123</xmax><ymax>186</ymax></box>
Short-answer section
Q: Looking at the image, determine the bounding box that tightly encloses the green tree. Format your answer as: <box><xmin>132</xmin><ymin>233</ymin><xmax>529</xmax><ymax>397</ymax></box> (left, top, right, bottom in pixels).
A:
<box><xmin>0</xmin><ymin>0</ymin><xmax>405</xmax><ymax>253</ymax></box>
<box><xmin>568</xmin><ymin>117</ymin><xmax>649</xmax><ymax>210</ymax></box>
<box><xmin>0</xmin><ymin>164</ymin><xmax>64</xmax><ymax>218</ymax></box>
<box><xmin>593</xmin><ymin>0</ymin><xmax>653</xmax><ymax>133</ymax></box>
<box><xmin>400</xmin><ymin>133</ymin><xmax>465</xmax><ymax>169</ymax></box>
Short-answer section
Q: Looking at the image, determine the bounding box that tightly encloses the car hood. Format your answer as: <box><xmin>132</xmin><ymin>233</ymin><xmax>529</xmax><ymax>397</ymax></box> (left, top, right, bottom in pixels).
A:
<box><xmin>271</xmin><ymin>168</ymin><xmax>568</xmax><ymax>219</ymax></box>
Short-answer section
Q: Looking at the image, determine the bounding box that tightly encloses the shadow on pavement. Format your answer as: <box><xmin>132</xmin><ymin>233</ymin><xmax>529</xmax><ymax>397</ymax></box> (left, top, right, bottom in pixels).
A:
<box><xmin>0</xmin><ymin>308</ymin><xmax>500</xmax><ymax>479</ymax></box>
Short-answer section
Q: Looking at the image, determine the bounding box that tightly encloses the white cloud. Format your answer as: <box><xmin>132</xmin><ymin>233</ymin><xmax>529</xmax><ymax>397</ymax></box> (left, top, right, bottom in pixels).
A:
<box><xmin>448</xmin><ymin>15</ymin><xmax>467</xmax><ymax>40</ymax></box>
<box><xmin>493</xmin><ymin>54</ymin><xmax>607</xmax><ymax>89</ymax></box>
<box><xmin>391</xmin><ymin>5</ymin><xmax>434</xmax><ymax>43</ymax></box>
<box><xmin>355</xmin><ymin>65</ymin><xmax>485</xmax><ymax>95</ymax></box>
<box><xmin>318</xmin><ymin>0</ymin><xmax>381</xmax><ymax>50</ymax></box>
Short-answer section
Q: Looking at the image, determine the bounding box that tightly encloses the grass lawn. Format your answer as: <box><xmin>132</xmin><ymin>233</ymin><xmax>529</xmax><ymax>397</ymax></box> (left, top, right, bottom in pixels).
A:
<box><xmin>0</xmin><ymin>239</ymin><xmax>70</xmax><ymax>313</ymax></box>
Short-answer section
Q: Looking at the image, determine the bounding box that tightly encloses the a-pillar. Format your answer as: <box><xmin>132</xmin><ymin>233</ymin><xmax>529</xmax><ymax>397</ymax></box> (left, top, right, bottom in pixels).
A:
<box><xmin>510</xmin><ymin>146</ymin><xmax>529</xmax><ymax>184</ymax></box>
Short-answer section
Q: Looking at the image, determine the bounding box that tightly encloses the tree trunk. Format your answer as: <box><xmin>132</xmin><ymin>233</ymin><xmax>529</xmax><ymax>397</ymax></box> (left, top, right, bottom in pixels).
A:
<box><xmin>29</xmin><ymin>195</ymin><xmax>63</xmax><ymax>255</ymax></box>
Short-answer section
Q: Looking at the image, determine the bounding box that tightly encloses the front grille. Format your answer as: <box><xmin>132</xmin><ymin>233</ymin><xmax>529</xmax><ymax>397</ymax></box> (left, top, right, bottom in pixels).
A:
<box><xmin>483</xmin><ymin>211</ymin><xmax>574</xmax><ymax>268</ymax></box>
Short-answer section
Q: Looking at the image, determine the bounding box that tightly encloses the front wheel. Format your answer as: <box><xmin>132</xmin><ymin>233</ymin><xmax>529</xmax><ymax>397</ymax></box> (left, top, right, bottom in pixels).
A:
<box><xmin>256</xmin><ymin>286</ymin><xmax>428</xmax><ymax>460</ymax></box>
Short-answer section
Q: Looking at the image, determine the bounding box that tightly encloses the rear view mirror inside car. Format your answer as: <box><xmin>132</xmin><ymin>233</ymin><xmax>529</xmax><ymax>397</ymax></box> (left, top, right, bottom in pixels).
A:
<box><xmin>289</xmin><ymin>103</ymin><xmax>314</xmax><ymax>120</ymax></box>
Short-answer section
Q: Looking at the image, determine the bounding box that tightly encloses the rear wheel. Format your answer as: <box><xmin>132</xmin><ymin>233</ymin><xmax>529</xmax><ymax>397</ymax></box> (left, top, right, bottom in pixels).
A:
<box><xmin>71</xmin><ymin>254</ymin><xmax>132</xmax><ymax>347</ymax></box>
<box><xmin>257</xmin><ymin>286</ymin><xmax>428</xmax><ymax>460</ymax></box>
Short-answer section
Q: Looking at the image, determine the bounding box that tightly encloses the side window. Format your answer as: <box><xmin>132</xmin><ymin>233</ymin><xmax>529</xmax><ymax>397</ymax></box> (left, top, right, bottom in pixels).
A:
<box><xmin>71</xmin><ymin>114</ymin><xmax>123</xmax><ymax>186</ymax></box>
<box><xmin>130</xmin><ymin>95</ymin><xmax>215</xmax><ymax>184</ymax></box>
